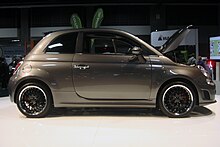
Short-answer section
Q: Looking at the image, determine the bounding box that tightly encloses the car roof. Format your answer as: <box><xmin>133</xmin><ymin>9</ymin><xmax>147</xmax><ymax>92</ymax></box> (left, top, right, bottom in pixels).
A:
<box><xmin>46</xmin><ymin>28</ymin><xmax>133</xmax><ymax>36</ymax></box>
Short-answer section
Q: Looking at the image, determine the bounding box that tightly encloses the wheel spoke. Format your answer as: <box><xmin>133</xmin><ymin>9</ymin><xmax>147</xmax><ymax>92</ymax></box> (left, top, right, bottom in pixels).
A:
<box><xmin>162</xmin><ymin>84</ymin><xmax>193</xmax><ymax>116</ymax></box>
<box><xmin>18</xmin><ymin>86</ymin><xmax>47</xmax><ymax>116</ymax></box>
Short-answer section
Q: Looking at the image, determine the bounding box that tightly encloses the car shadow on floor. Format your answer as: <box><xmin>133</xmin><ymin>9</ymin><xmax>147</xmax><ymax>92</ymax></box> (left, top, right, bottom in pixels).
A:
<box><xmin>48</xmin><ymin>106</ymin><xmax>213</xmax><ymax>118</ymax></box>
<box><xmin>191</xmin><ymin>106</ymin><xmax>214</xmax><ymax>117</ymax></box>
<box><xmin>49</xmin><ymin>108</ymin><xmax>165</xmax><ymax>117</ymax></box>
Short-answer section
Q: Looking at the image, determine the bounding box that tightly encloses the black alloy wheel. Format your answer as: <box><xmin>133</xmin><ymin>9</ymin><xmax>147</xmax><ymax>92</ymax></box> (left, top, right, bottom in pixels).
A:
<box><xmin>158</xmin><ymin>82</ymin><xmax>195</xmax><ymax>118</ymax></box>
<box><xmin>16</xmin><ymin>82</ymin><xmax>52</xmax><ymax>118</ymax></box>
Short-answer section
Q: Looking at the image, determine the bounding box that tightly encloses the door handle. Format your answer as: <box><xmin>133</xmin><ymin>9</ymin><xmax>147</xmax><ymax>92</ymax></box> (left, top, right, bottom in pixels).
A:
<box><xmin>74</xmin><ymin>64</ymin><xmax>90</xmax><ymax>70</ymax></box>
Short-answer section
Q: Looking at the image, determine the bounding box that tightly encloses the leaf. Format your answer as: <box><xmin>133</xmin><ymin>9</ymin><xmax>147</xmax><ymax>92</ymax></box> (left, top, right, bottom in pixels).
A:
<box><xmin>92</xmin><ymin>8</ymin><xmax>104</xmax><ymax>28</ymax></box>
<box><xmin>70</xmin><ymin>13</ymin><xmax>82</xmax><ymax>29</ymax></box>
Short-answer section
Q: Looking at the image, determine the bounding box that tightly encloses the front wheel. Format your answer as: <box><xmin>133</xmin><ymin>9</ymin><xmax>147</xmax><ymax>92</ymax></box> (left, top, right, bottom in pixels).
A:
<box><xmin>16</xmin><ymin>82</ymin><xmax>52</xmax><ymax>118</ymax></box>
<box><xmin>158</xmin><ymin>82</ymin><xmax>196</xmax><ymax>118</ymax></box>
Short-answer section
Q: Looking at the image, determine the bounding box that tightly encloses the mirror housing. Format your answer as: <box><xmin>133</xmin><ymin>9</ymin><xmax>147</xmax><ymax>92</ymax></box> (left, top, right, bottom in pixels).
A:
<box><xmin>129</xmin><ymin>47</ymin><xmax>146</xmax><ymax>63</ymax></box>
<box><xmin>131</xmin><ymin>47</ymin><xmax>142</xmax><ymax>55</ymax></box>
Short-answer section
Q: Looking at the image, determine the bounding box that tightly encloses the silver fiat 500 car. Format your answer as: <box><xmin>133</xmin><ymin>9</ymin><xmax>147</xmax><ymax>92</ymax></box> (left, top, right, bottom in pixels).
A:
<box><xmin>8</xmin><ymin>26</ymin><xmax>216</xmax><ymax>118</ymax></box>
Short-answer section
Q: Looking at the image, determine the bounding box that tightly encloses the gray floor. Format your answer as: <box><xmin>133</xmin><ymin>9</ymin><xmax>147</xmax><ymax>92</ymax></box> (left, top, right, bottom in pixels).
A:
<box><xmin>0</xmin><ymin>95</ymin><xmax>219</xmax><ymax>147</ymax></box>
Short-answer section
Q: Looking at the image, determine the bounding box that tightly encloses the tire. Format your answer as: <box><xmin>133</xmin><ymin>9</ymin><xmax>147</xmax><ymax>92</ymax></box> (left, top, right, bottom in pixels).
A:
<box><xmin>158</xmin><ymin>82</ymin><xmax>195</xmax><ymax>118</ymax></box>
<box><xmin>16</xmin><ymin>82</ymin><xmax>52</xmax><ymax>118</ymax></box>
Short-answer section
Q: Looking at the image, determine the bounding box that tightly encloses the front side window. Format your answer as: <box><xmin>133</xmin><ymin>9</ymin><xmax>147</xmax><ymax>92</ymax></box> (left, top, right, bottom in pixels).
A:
<box><xmin>113</xmin><ymin>39</ymin><xmax>134</xmax><ymax>54</ymax></box>
<box><xmin>92</xmin><ymin>38</ymin><xmax>115</xmax><ymax>54</ymax></box>
<box><xmin>82</xmin><ymin>32</ymin><xmax>138</xmax><ymax>55</ymax></box>
<box><xmin>46</xmin><ymin>32</ymin><xmax>77</xmax><ymax>54</ymax></box>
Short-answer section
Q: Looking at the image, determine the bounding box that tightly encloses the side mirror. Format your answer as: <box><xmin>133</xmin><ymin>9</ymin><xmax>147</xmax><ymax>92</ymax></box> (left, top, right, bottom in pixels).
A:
<box><xmin>129</xmin><ymin>47</ymin><xmax>146</xmax><ymax>63</ymax></box>
<box><xmin>131</xmin><ymin>47</ymin><xmax>142</xmax><ymax>55</ymax></box>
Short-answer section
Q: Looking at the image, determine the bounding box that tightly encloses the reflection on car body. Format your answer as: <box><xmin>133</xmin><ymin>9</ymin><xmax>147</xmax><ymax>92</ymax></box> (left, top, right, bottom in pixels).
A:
<box><xmin>8</xmin><ymin>27</ymin><xmax>216</xmax><ymax>118</ymax></box>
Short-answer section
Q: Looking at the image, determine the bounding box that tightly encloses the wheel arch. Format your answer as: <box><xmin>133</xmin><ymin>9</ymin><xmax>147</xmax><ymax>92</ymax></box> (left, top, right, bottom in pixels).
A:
<box><xmin>156</xmin><ymin>78</ymin><xmax>199</xmax><ymax>108</ymax></box>
<box><xmin>14</xmin><ymin>78</ymin><xmax>54</xmax><ymax>105</ymax></box>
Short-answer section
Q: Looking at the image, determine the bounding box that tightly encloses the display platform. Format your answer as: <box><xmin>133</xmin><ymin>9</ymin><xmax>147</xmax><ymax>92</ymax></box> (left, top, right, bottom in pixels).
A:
<box><xmin>0</xmin><ymin>95</ymin><xmax>220</xmax><ymax>147</ymax></box>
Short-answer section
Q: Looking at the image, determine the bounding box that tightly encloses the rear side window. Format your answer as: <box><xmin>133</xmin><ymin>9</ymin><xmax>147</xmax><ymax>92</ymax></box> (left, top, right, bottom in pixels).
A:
<box><xmin>46</xmin><ymin>32</ymin><xmax>77</xmax><ymax>54</ymax></box>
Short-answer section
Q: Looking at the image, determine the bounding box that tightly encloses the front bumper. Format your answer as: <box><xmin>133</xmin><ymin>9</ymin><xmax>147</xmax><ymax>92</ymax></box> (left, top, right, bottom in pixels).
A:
<box><xmin>199</xmin><ymin>100</ymin><xmax>217</xmax><ymax>106</ymax></box>
<box><xmin>197</xmin><ymin>80</ymin><xmax>216</xmax><ymax>106</ymax></box>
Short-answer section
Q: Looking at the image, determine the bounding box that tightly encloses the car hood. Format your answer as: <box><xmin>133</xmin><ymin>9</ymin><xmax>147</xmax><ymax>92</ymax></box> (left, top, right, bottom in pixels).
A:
<box><xmin>159</xmin><ymin>25</ymin><xmax>193</xmax><ymax>54</ymax></box>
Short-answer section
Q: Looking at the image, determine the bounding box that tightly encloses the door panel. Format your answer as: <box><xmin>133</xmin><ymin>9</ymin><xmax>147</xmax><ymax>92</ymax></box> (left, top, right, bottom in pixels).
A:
<box><xmin>72</xmin><ymin>54</ymin><xmax>151</xmax><ymax>100</ymax></box>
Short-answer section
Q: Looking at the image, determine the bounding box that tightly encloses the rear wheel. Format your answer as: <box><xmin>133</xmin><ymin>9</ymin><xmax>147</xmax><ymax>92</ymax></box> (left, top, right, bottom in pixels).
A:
<box><xmin>16</xmin><ymin>82</ymin><xmax>52</xmax><ymax>118</ymax></box>
<box><xmin>158</xmin><ymin>82</ymin><xmax>195</xmax><ymax>118</ymax></box>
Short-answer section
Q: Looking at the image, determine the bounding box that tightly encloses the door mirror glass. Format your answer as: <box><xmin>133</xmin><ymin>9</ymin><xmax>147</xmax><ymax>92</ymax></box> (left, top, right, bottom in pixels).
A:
<box><xmin>129</xmin><ymin>46</ymin><xmax>146</xmax><ymax>63</ymax></box>
<box><xmin>131</xmin><ymin>47</ymin><xmax>142</xmax><ymax>55</ymax></box>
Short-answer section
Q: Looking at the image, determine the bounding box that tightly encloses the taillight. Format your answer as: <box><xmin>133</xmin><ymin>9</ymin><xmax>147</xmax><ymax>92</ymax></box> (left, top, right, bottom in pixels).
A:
<box><xmin>207</xmin><ymin>60</ymin><xmax>216</xmax><ymax>69</ymax></box>
<box><xmin>208</xmin><ymin>60</ymin><xmax>212</xmax><ymax>68</ymax></box>
<box><xmin>13</xmin><ymin>61</ymin><xmax>23</xmax><ymax>74</ymax></box>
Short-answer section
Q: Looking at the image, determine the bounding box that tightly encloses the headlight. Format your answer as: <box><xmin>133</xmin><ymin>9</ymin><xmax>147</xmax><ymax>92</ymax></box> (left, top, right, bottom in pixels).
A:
<box><xmin>206</xmin><ymin>78</ymin><xmax>215</xmax><ymax>86</ymax></box>
<box><xmin>196</xmin><ymin>65</ymin><xmax>211</xmax><ymax>78</ymax></box>
<box><xmin>196</xmin><ymin>65</ymin><xmax>214</xmax><ymax>85</ymax></box>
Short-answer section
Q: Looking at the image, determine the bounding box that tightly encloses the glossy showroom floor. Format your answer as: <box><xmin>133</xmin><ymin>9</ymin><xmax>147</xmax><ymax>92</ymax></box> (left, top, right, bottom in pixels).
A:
<box><xmin>0</xmin><ymin>95</ymin><xmax>220</xmax><ymax>147</ymax></box>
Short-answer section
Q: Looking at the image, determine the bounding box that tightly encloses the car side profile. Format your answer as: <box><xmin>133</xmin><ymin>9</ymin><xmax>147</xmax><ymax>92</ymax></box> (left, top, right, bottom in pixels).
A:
<box><xmin>8</xmin><ymin>27</ymin><xmax>216</xmax><ymax>118</ymax></box>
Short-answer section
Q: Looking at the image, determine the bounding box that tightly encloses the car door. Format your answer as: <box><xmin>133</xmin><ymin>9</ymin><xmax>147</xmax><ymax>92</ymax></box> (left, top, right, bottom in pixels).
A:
<box><xmin>72</xmin><ymin>31</ymin><xmax>152</xmax><ymax>100</ymax></box>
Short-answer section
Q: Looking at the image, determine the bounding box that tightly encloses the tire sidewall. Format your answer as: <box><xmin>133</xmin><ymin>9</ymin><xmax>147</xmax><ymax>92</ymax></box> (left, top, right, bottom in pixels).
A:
<box><xmin>16</xmin><ymin>82</ymin><xmax>52</xmax><ymax>118</ymax></box>
<box><xmin>158</xmin><ymin>81</ymin><xmax>196</xmax><ymax>118</ymax></box>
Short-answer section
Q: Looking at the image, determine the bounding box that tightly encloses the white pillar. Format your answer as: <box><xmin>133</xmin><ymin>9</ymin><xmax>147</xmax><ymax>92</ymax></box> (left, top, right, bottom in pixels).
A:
<box><xmin>195</xmin><ymin>29</ymin><xmax>199</xmax><ymax>59</ymax></box>
<box><xmin>216</xmin><ymin>62</ymin><xmax>220</xmax><ymax>81</ymax></box>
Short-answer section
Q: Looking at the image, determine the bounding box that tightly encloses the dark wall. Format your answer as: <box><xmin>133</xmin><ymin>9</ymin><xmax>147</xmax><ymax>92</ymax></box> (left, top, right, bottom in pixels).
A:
<box><xmin>29</xmin><ymin>5</ymin><xmax>151</xmax><ymax>27</ymax></box>
<box><xmin>166</xmin><ymin>5</ymin><xmax>218</xmax><ymax>26</ymax></box>
<box><xmin>0</xmin><ymin>9</ymin><xmax>19</xmax><ymax>28</ymax></box>
<box><xmin>30</xmin><ymin>7</ymin><xmax>86</xmax><ymax>27</ymax></box>
<box><xmin>102</xmin><ymin>6</ymin><xmax>150</xmax><ymax>26</ymax></box>
<box><xmin>0</xmin><ymin>5</ymin><xmax>218</xmax><ymax>28</ymax></box>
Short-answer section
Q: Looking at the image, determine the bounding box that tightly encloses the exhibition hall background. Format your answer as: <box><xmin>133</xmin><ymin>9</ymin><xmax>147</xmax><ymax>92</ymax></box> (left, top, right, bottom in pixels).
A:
<box><xmin>0</xmin><ymin>1</ymin><xmax>219</xmax><ymax>53</ymax></box>
<box><xmin>0</xmin><ymin>1</ymin><xmax>220</xmax><ymax>79</ymax></box>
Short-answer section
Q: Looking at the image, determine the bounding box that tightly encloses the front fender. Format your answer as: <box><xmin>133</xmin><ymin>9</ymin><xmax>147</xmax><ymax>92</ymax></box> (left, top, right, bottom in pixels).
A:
<box><xmin>150</xmin><ymin>65</ymin><xmax>204</xmax><ymax>99</ymax></box>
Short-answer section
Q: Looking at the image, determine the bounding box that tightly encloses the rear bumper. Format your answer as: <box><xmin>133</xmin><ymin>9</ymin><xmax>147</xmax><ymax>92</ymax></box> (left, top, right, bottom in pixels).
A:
<box><xmin>7</xmin><ymin>75</ymin><xmax>17</xmax><ymax>103</ymax></box>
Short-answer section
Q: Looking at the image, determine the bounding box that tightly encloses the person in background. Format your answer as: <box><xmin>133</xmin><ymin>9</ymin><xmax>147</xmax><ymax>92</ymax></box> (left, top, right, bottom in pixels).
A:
<box><xmin>8</xmin><ymin>56</ymin><xmax>22</xmax><ymax>77</ymax></box>
<box><xmin>0</xmin><ymin>57</ymin><xmax>9</xmax><ymax>89</ymax></box>
<box><xmin>203</xmin><ymin>58</ymin><xmax>212</xmax><ymax>76</ymax></box>
<box><xmin>197</xmin><ymin>56</ymin><xmax>212</xmax><ymax>76</ymax></box>
<box><xmin>197</xmin><ymin>56</ymin><xmax>205</xmax><ymax>68</ymax></box>
<box><xmin>187</xmin><ymin>53</ymin><xmax>196</xmax><ymax>65</ymax></box>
